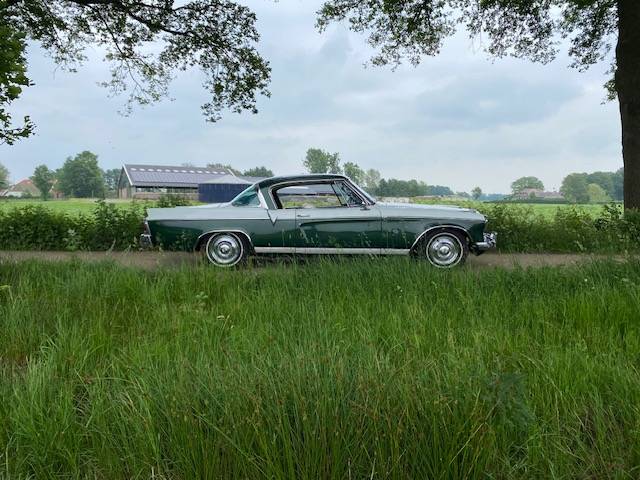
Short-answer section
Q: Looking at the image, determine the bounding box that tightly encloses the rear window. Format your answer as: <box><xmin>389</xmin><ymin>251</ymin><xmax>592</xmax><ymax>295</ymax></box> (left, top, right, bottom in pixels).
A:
<box><xmin>231</xmin><ymin>186</ymin><xmax>260</xmax><ymax>207</ymax></box>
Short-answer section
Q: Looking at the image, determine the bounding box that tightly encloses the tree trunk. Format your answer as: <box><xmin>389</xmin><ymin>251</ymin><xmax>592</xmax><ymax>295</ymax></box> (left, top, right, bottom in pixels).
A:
<box><xmin>616</xmin><ymin>0</ymin><xmax>640</xmax><ymax>210</ymax></box>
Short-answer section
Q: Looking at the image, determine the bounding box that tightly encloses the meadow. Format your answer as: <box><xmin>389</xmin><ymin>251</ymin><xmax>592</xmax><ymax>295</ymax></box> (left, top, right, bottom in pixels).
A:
<box><xmin>412</xmin><ymin>198</ymin><xmax>608</xmax><ymax>219</ymax></box>
<box><xmin>1</xmin><ymin>258</ymin><xmax>640</xmax><ymax>478</ymax></box>
<box><xmin>0</xmin><ymin>198</ymin><xmax>143</xmax><ymax>214</ymax></box>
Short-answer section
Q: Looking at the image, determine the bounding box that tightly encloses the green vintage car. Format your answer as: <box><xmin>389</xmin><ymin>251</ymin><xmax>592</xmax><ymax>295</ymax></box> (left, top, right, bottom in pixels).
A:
<box><xmin>141</xmin><ymin>174</ymin><xmax>496</xmax><ymax>268</ymax></box>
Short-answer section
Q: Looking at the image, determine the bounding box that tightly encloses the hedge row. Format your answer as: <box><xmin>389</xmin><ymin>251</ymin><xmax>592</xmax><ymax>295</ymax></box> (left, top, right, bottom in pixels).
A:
<box><xmin>482</xmin><ymin>203</ymin><xmax>640</xmax><ymax>253</ymax></box>
<box><xmin>1</xmin><ymin>201</ymin><xmax>639</xmax><ymax>253</ymax></box>
<box><xmin>0</xmin><ymin>201</ymin><xmax>144</xmax><ymax>251</ymax></box>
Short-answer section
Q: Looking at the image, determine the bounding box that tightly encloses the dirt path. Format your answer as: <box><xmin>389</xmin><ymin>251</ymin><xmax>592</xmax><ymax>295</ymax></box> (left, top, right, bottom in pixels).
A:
<box><xmin>0</xmin><ymin>250</ymin><xmax>630</xmax><ymax>270</ymax></box>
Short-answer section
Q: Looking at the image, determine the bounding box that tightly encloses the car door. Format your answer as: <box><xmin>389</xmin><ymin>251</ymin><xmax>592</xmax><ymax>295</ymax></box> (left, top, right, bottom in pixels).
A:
<box><xmin>287</xmin><ymin>181</ymin><xmax>383</xmax><ymax>251</ymax></box>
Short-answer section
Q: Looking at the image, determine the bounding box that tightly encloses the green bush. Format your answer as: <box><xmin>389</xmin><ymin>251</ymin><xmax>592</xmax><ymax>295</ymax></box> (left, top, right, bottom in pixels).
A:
<box><xmin>0</xmin><ymin>201</ymin><xmax>144</xmax><ymax>251</ymax></box>
<box><xmin>480</xmin><ymin>203</ymin><xmax>640</xmax><ymax>252</ymax></box>
<box><xmin>156</xmin><ymin>194</ymin><xmax>193</xmax><ymax>208</ymax></box>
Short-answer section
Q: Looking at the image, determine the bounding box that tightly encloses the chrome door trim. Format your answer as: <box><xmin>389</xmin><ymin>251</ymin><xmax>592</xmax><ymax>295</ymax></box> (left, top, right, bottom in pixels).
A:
<box><xmin>256</xmin><ymin>187</ymin><xmax>269</xmax><ymax>209</ymax></box>
<box><xmin>253</xmin><ymin>247</ymin><xmax>410</xmax><ymax>255</ymax></box>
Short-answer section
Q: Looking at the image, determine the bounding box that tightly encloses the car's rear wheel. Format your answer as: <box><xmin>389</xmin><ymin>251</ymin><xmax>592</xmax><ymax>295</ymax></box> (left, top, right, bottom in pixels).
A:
<box><xmin>204</xmin><ymin>232</ymin><xmax>247</xmax><ymax>267</ymax></box>
<box><xmin>419</xmin><ymin>230</ymin><xmax>468</xmax><ymax>268</ymax></box>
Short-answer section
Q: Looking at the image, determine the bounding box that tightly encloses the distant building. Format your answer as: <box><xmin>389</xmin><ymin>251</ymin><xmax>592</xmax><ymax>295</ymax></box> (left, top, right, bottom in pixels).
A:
<box><xmin>198</xmin><ymin>175</ymin><xmax>266</xmax><ymax>203</ymax></box>
<box><xmin>118</xmin><ymin>164</ymin><xmax>237</xmax><ymax>200</ymax></box>
<box><xmin>1</xmin><ymin>179</ymin><xmax>39</xmax><ymax>198</ymax></box>
<box><xmin>510</xmin><ymin>188</ymin><xmax>564</xmax><ymax>201</ymax></box>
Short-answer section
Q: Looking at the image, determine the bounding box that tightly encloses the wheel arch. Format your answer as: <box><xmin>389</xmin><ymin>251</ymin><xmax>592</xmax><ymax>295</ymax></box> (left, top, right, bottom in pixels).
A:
<box><xmin>194</xmin><ymin>230</ymin><xmax>254</xmax><ymax>253</ymax></box>
<box><xmin>410</xmin><ymin>225</ymin><xmax>471</xmax><ymax>254</ymax></box>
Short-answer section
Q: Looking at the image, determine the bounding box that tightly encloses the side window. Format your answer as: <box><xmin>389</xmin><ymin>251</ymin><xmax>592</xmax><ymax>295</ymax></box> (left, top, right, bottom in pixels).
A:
<box><xmin>274</xmin><ymin>183</ymin><xmax>343</xmax><ymax>209</ymax></box>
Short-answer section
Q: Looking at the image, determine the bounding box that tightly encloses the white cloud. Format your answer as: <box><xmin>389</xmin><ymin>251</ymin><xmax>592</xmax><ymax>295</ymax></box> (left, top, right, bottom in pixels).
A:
<box><xmin>0</xmin><ymin>0</ymin><xmax>621</xmax><ymax>193</ymax></box>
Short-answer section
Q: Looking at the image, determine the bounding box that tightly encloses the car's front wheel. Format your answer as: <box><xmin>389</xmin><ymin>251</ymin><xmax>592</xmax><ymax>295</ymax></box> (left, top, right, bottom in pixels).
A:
<box><xmin>419</xmin><ymin>230</ymin><xmax>468</xmax><ymax>268</ymax></box>
<box><xmin>204</xmin><ymin>232</ymin><xmax>248</xmax><ymax>267</ymax></box>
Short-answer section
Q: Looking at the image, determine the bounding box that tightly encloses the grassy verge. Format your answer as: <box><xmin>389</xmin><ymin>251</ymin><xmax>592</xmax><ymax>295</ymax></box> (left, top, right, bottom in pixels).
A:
<box><xmin>1</xmin><ymin>258</ymin><xmax>640</xmax><ymax>478</ymax></box>
<box><xmin>0</xmin><ymin>198</ymin><xmax>139</xmax><ymax>214</ymax></box>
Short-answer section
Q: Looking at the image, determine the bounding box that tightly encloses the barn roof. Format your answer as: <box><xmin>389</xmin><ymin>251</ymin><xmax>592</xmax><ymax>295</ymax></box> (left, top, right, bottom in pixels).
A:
<box><xmin>201</xmin><ymin>174</ymin><xmax>268</xmax><ymax>185</ymax></box>
<box><xmin>121</xmin><ymin>164</ymin><xmax>235</xmax><ymax>188</ymax></box>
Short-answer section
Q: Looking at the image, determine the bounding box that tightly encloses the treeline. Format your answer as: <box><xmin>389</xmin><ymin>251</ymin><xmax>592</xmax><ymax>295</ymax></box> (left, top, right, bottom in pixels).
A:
<box><xmin>303</xmin><ymin>148</ymin><xmax>456</xmax><ymax>197</ymax></box>
<box><xmin>1</xmin><ymin>154</ymin><xmax>275</xmax><ymax>200</ymax></box>
<box><xmin>561</xmin><ymin>169</ymin><xmax>623</xmax><ymax>203</ymax></box>
<box><xmin>375</xmin><ymin>179</ymin><xmax>453</xmax><ymax>197</ymax></box>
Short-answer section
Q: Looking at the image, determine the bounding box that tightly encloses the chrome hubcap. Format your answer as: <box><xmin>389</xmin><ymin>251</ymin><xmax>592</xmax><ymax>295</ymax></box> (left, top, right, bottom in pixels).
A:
<box><xmin>207</xmin><ymin>234</ymin><xmax>242</xmax><ymax>266</ymax></box>
<box><xmin>427</xmin><ymin>234</ymin><xmax>462</xmax><ymax>267</ymax></box>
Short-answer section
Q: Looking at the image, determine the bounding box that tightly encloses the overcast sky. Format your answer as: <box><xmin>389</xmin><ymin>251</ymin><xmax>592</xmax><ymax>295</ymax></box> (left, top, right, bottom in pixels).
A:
<box><xmin>0</xmin><ymin>0</ymin><xmax>621</xmax><ymax>193</ymax></box>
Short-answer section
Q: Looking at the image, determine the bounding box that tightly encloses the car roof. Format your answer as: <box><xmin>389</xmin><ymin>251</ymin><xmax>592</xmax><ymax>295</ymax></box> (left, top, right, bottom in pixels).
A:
<box><xmin>255</xmin><ymin>174</ymin><xmax>348</xmax><ymax>188</ymax></box>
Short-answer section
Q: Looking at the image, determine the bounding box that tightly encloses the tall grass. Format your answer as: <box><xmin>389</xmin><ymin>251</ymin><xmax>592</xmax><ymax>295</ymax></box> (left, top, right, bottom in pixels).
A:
<box><xmin>1</xmin><ymin>258</ymin><xmax>640</xmax><ymax>478</ymax></box>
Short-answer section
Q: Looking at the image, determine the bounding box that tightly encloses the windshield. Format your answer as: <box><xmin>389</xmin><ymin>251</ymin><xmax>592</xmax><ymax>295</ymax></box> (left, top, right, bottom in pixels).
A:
<box><xmin>350</xmin><ymin>181</ymin><xmax>376</xmax><ymax>204</ymax></box>
<box><xmin>231</xmin><ymin>185</ymin><xmax>261</xmax><ymax>207</ymax></box>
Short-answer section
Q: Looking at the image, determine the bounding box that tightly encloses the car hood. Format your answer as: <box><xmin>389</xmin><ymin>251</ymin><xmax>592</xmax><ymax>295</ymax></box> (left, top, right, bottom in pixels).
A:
<box><xmin>376</xmin><ymin>202</ymin><xmax>485</xmax><ymax>220</ymax></box>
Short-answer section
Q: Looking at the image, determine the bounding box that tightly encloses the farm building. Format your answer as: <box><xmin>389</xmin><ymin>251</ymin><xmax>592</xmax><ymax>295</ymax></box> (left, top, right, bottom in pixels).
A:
<box><xmin>510</xmin><ymin>188</ymin><xmax>564</xmax><ymax>201</ymax></box>
<box><xmin>0</xmin><ymin>179</ymin><xmax>64</xmax><ymax>199</ymax></box>
<box><xmin>118</xmin><ymin>164</ymin><xmax>237</xmax><ymax>200</ymax></box>
<box><xmin>198</xmin><ymin>175</ymin><xmax>266</xmax><ymax>203</ymax></box>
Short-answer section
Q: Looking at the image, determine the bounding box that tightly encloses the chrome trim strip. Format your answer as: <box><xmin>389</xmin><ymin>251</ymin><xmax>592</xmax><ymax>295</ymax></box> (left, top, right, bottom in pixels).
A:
<box><xmin>256</xmin><ymin>188</ymin><xmax>268</xmax><ymax>209</ymax></box>
<box><xmin>254</xmin><ymin>247</ymin><xmax>410</xmax><ymax>255</ymax></box>
<box><xmin>382</xmin><ymin>248</ymin><xmax>411</xmax><ymax>255</ymax></box>
<box><xmin>410</xmin><ymin>225</ymin><xmax>470</xmax><ymax>251</ymax></box>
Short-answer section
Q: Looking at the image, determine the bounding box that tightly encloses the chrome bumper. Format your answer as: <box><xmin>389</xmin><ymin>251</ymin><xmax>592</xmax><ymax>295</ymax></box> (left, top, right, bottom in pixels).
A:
<box><xmin>140</xmin><ymin>233</ymin><xmax>153</xmax><ymax>249</ymax></box>
<box><xmin>473</xmin><ymin>232</ymin><xmax>497</xmax><ymax>253</ymax></box>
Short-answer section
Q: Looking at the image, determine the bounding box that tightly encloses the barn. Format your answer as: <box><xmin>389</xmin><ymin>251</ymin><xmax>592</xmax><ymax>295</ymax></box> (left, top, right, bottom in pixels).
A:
<box><xmin>117</xmin><ymin>164</ymin><xmax>236</xmax><ymax>200</ymax></box>
<box><xmin>198</xmin><ymin>175</ymin><xmax>266</xmax><ymax>203</ymax></box>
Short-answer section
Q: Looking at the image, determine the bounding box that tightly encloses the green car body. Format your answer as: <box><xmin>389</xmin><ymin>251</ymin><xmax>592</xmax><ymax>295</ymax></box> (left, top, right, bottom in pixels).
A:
<box><xmin>142</xmin><ymin>174</ymin><xmax>496</xmax><ymax>266</ymax></box>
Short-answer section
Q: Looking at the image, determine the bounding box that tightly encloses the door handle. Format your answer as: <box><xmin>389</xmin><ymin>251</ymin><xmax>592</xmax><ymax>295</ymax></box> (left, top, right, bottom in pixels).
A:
<box><xmin>297</xmin><ymin>213</ymin><xmax>311</xmax><ymax>218</ymax></box>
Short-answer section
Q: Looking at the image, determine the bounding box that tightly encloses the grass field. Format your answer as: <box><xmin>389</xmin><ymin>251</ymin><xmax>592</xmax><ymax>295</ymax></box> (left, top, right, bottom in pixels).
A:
<box><xmin>1</xmin><ymin>258</ymin><xmax>640</xmax><ymax>478</ymax></box>
<box><xmin>411</xmin><ymin>198</ymin><xmax>610</xmax><ymax>219</ymax></box>
<box><xmin>0</xmin><ymin>198</ymin><xmax>138</xmax><ymax>214</ymax></box>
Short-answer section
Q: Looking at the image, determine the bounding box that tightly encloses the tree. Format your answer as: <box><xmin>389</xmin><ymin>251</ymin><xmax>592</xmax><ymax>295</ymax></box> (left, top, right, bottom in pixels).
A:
<box><xmin>317</xmin><ymin>1</ymin><xmax>640</xmax><ymax>209</ymax></box>
<box><xmin>207</xmin><ymin>163</ymin><xmax>242</xmax><ymax>176</ymax></box>
<box><xmin>375</xmin><ymin>178</ymin><xmax>428</xmax><ymax>197</ymax></box>
<box><xmin>613</xmin><ymin>168</ymin><xmax>624</xmax><ymax>201</ymax></box>
<box><xmin>0</xmin><ymin>0</ymin><xmax>270</xmax><ymax>144</ymax></box>
<box><xmin>30</xmin><ymin>165</ymin><xmax>55</xmax><ymax>200</ymax></box>
<box><xmin>586</xmin><ymin>171</ymin><xmax>615</xmax><ymax>199</ymax></box>
<box><xmin>57</xmin><ymin>151</ymin><xmax>105</xmax><ymax>198</ymax></box>
<box><xmin>426</xmin><ymin>185</ymin><xmax>454</xmax><ymax>196</ymax></box>
<box><xmin>587</xmin><ymin>183</ymin><xmax>611</xmax><ymax>203</ymax></box>
<box><xmin>303</xmin><ymin>148</ymin><xmax>341</xmax><ymax>174</ymax></box>
<box><xmin>243</xmin><ymin>166</ymin><xmax>273</xmax><ymax>178</ymax></box>
<box><xmin>343</xmin><ymin>162</ymin><xmax>364</xmax><ymax>184</ymax></box>
<box><xmin>0</xmin><ymin>162</ymin><xmax>8</xmax><ymax>189</ymax></box>
<box><xmin>363</xmin><ymin>169</ymin><xmax>381</xmax><ymax>191</ymax></box>
<box><xmin>471</xmin><ymin>187</ymin><xmax>483</xmax><ymax>200</ymax></box>
<box><xmin>511</xmin><ymin>176</ymin><xmax>544</xmax><ymax>194</ymax></box>
<box><xmin>561</xmin><ymin>173</ymin><xmax>590</xmax><ymax>203</ymax></box>
<box><xmin>103</xmin><ymin>168</ymin><xmax>121</xmax><ymax>192</ymax></box>
<box><xmin>0</xmin><ymin>16</ymin><xmax>33</xmax><ymax>145</ymax></box>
